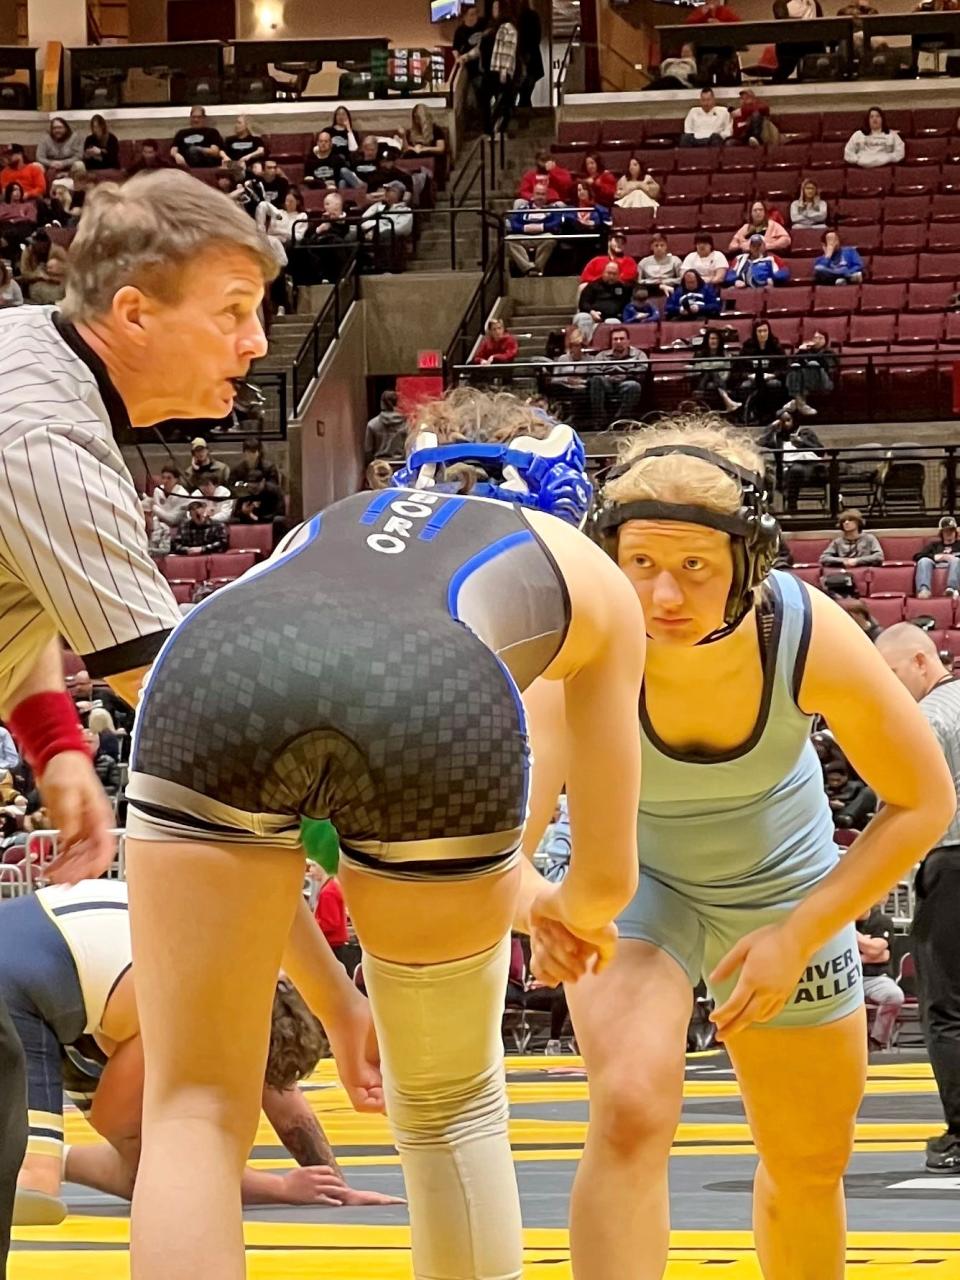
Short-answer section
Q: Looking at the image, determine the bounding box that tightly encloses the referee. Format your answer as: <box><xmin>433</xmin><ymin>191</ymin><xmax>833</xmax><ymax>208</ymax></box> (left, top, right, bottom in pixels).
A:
<box><xmin>0</xmin><ymin>170</ymin><xmax>275</xmax><ymax>1270</ymax></box>
<box><xmin>877</xmin><ymin>624</ymin><xmax>960</xmax><ymax>1172</ymax></box>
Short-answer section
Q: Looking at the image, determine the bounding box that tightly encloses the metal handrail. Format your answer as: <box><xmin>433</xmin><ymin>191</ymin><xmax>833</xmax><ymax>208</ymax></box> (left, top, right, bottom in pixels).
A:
<box><xmin>554</xmin><ymin>22</ymin><xmax>581</xmax><ymax>105</ymax></box>
<box><xmin>444</xmin><ymin>230</ymin><xmax>506</xmax><ymax>369</ymax></box>
<box><xmin>290</xmin><ymin>247</ymin><xmax>360</xmax><ymax>413</ymax></box>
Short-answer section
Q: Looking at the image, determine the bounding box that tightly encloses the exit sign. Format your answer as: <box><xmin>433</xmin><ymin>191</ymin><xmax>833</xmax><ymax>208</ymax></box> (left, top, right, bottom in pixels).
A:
<box><xmin>418</xmin><ymin>350</ymin><xmax>442</xmax><ymax>370</ymax></box>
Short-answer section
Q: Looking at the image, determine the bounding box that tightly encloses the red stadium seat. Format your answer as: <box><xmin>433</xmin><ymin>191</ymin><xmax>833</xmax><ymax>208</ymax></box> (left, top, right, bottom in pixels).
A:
<box><xmin>612</xmin><ymin>206</ymin><xmax>655</xmax><ymax>232</ymax></box>
<box><xmin>666</xmin><ymin>173</ymin><xmax>711</xmax><ymax>205</ymax></box>
<box><xmin>943</xmin><ymin>629</ymin><xmax>960</xmax><ymax>658</ymax></box>
<box><xmin>698</xmin><ymin>202</ymin><xmax>739</xmax><ymax>231</ymax></box>
<box><xmin>659</xmin><ymin>320</ymin><xmax>702</xmax><ymax>347</ymax></box>
<box><xmin>820</xmin><ymin>112</ymin><xmax>863</xmax><ymax>143</ymax></box>
<box><xmin>802</xmin><ymin>314</ymin><xmax>848</xmax><ymax>345</ymax></box>
<box><xmin>878</xmin><ymin>535</ymin><xmax>925</xmax><ymax>562</ymax></box>
<box><xmin>789</xmin><ymin>565</ymin><xmax>823</xmax><ymax>587</ymax></box>
<box><xmin>859</xmin><ymin>283</ymin><xmax>902</xmax><ymax>313</ymax></box>
<box><xmin>927</xmin><ymin>223</ymin><xmax>960</xmax><ymax>253</ymax></box>
<box><xmin>870</xmin><ymin>254</ymin><xmax>917</xmax><ymax>283</ymax></box>
<box><xmin>812</xmin><ymin>284</ymin><xmax>857</xmax><ymax>313</ymax></box>
<box><xmin>892</xmin><ymin>166</ymin><xmax>937</xmax><ymax>196</ymax></box>
<box><xmin>912</xmin><ymin>107</ymin><xmax>956</xmax><ymax>137</ymax></box>
<box><xmin>163</xmin><ymin>554</ymin><xmax>208</xmax><ymax>582</ymax></box>
<box><xmin>867</xmin><ymin>595</ymin><xmax>906</xmax><ymax>627</ymax></box>
<box><xmin>778</xmin><ymin>112</ymin><xmax>822</xmax><ymax>143</ymax></box>
<box><xmin>905</xmin><ymin>597</ymin><xmax>955</xmax><ymax>627</ymax></box>
<box><xmin>905</xmin><ymin>137</ymin><xmax>949</xmax><ymax>165</ymax></box>
<box><xmin>653</xmin><ymin>205</ymin><xmax>701</xmax><ymax>234</ymax></box>
<box><xmin>944</xmin><ymin>312</ymin><xmax>960</xmax><ymax>344</ymax></box>
<box><xmin>227</xmin><ymin>524</ymin><xmax>273</xmax><ymax>558</ymax></box>
<box><xmin>765</xmin><ymin>144</ymin><xmax>810</xmax><ymax>170</ymax></box>
<box><xmin>918</xmin><ymin>252</ymin><xmax>960</xmax><ymax>282</ymax></box>
<box><xmin>625</xmin><ymin>323</ymin><xmax>660</xmax><ymax>349</ymax></box>
<box><xmin>837</xmin><ymin>197</ymin><xmax>878</xmax><ymax>225</ymax></box>
<box><xmin>853</xmin><ymin>224</ymin><xmax>881</xmax><ymax>253</ymax></box>
<box><xmin>722</xmin><ymin>287</ymin><xmax>766</xmax><ymax>316</ymax></box>
<box><xmin>773</xmin><ymin>316</ymin><xmax>802</xmax><ymax>347</ymax></box>
<box><xmin>845</xmin><ymin>168</ymin><xmax>893</xmax><ymax>199</ymax></box>
<box><xmin>930</xmin><ymin>193</ymin><xmax>960</xmax><ymax>222</ymax></box>
<box><xmin>673</xmin><ymin>148</ymin><xmax>721</xmax><ymax>174</ymax></box>
<box><xmin>789</xmin><ymin>227</ymin><xmax>824</xmax><ymax>257</ymax></box>
<box><xmin>765</xmin><ymin>285</ymin><xmax>812</xmax><ymax>316</ymax></box>
<box><xmin>941</xmin><ymin>164</ymin><xmax>960</xmax><ymax>194</ymax></box>
<box><xmin>709</xmin><ymin>172</ymin><xmax>753</xmax><ymax>203</ymax></box>
<box><xmin>907</xmin><ymin>281</ymin><xmax>956</xmax><ymax>311</ymax></box>
<box><xmin>169</xmin><ymin>581</ymin><xmax>195</xmax><ymax>605</ymax></box>
<box><xmin>897</xmin><ymin>313</ymin><xmax>944</xmax><ymax>344</ymax></box>
<box><xmin>849</xmin><ymin>314</ymin><xmax>896</xmax><ymax>346</ymax></box>
<box><xmin>788</xmin><ymin>536</ymin><xmax>832</xmax><ymax>564</ymax></box>
<box><xmin>643</xmin><ymin>118</ymin><xmax>684</xmax><ymax>147</ymax></box>
<box><xmin>882</xmin><ymin>195</ymin><xmax>931</xmax><ymax>224</ymax></box>
<box><xmin>720</xmin><ymin>148</ymin><xmax>759</xmax><ymax>173</ymax></box>
<box><xmin>807</xmin><ymin>141</ymin><xmax>845</xmax><ymax>168</ymax></box>
<box><xmin>557</xmin><ymin>120</ymin><xmax>600</xmax><ymax>150</ymax></box>
<box><xmin>868</xmin><ymin>565</ymin><xmax>915</xmax><ymax>595</ymax></box>
<box><xmin>786</xmin><ymin>255</ymin><xmax>816</xmax><ymax>282</ymax></box>
<box><xmin>757</xmin><ymin>169</ymin><xmax>800</xmax><ymax>203</ymax></box>
<box><xmin>881</xmin><ymin>223</ymin><xmax>926</xmax><ymax>255</ymax></box>
<box><xmin>267</xmin><ymin>132</ymin><xmax>311</xmax><ymax>163</ymax></box>
<box><xmin>207</xmin><ymin>552</ymin><xmax>257</xmax><ymax>578</ymax></box>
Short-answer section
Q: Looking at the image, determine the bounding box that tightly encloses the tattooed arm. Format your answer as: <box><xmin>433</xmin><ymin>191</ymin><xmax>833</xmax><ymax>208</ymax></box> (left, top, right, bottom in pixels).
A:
<box><xmin>262</xmin><ymin>1084</ymin><xmax>343</xmax><ymax>1177</ymax></box>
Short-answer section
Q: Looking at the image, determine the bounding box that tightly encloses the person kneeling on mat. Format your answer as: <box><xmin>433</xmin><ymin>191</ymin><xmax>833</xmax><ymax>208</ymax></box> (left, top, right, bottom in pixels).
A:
<box><xmin>2</xmin><ymin>880</ymin><xmax>400</xmax><ymax>1223</ymax></box>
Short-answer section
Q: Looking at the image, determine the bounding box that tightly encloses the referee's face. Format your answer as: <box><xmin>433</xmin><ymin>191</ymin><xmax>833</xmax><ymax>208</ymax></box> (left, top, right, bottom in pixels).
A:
<box><xmin>140</xmin><ymin>246</ymin><xmax>268</xmax><ymax>421</ymax></box>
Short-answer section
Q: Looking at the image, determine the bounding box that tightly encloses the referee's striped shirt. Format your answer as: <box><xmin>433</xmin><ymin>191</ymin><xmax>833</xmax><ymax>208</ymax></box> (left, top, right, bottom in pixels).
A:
<box><xmin>0</xmin><ymin>305</ymin><xmax>181</xmax><ymax>705</ymax></box>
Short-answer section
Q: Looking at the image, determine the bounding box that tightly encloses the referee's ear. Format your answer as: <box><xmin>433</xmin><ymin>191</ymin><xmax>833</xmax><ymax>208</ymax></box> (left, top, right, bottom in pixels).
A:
<box><xmin>109</xmin><ymin>285</ymin><xmax>152</xmax><ymax>346</ymax></box>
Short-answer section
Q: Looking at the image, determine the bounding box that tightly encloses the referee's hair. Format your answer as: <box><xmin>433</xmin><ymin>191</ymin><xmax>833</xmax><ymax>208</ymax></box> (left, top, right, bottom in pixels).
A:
<box><xmin>60</xmin><ymin>169</ymin><xmax>279</xmax><ymax>323</ymax></box>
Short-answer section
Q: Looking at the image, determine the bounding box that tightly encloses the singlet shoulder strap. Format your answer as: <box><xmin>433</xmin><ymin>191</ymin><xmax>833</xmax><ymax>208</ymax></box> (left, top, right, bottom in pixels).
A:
<box><xmin>766</xmin><ymin>570</ymin><xmax>814</xmax><ymax>708</ymax></box>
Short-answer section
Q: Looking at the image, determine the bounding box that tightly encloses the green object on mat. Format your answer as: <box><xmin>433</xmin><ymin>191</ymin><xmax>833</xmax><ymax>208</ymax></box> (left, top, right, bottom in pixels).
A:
<box><xmin>301</xmin><ymin>818</ymin><xmax>340</xmax><ymax>872</ymax></box>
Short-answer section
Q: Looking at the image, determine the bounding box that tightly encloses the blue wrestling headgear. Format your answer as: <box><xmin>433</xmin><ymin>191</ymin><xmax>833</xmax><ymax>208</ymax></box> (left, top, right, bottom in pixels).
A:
<box><xmin>392</xmin><ymin>419</ymin><xmax>593</xmax><ymax>526</ymax></box>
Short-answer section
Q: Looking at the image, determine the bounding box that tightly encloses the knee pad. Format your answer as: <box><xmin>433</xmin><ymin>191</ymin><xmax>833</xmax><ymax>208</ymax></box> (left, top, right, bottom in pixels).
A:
<box><xmin>362</xmin><ymin>936</ymin><xmax>522</xmax><ymax>1280</ymax></box>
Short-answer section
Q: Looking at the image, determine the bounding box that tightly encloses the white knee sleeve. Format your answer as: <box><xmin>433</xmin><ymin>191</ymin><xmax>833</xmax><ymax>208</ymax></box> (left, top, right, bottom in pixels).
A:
<box><xmin>362</xmin><ymin>935</ymin><xmax>522</xmax><ymax>1280</ymax></box>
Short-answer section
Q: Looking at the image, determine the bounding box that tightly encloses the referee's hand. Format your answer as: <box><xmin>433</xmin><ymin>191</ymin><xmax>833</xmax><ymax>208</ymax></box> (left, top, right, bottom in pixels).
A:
<box><xmin>39</xmin><ymin>752</ymin><xmax>117</xmax><ymax>884</ymax></box>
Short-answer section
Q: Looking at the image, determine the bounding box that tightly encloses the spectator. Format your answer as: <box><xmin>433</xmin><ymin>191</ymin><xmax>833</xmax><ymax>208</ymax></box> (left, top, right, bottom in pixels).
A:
<box><xmin>150</xmin><ymin>464</ymin><xmax>191</xmax><ymax>528</ymax></box>
<box><xmin>36</xmin><ymin>116</ymin><xmax>83</xmax><ymax>173</ymax></box>
<box><xmin>313</xmin><ymin>191</ymin><xmax>357</xmax><ymax>244</ymax></box>
<box><xmin>171</xmin><ymin>106</ymin><xmax>224</xmax><ymax>169</ymax></box>
<box><xmin>729</xmin><ymin>200</ymin><xmax>791</xmax><ymax>253</ymax></box>
<box><xmin>125</xmin><ymin>139</ymin><xmax>169</xmax><ymax>176</ymax></box>
<box><xmin>18</xmin><ymin>229</ymin><xmax>67</xmax><ymax>304</ymax></box>
<box><xmin>364</xmin><ymin>391</ymin><xmax>407</xmax><ymax>465</ymax></box>
<box><xmin>0</xmin><ymin>262</ymin><xmax>22</xmax><ymax>308</ymax></box>
<box><xmin>737</xmin><ymin>318</ymin><xmax>788</xmax><ymax>413</ymax></box>
<box><xmin>579</xmin><ymin>153</ymin><xmax>617</xmax><ymax>208</ymax></box>
<box><xmin>373</xmin><ymin>149</ymin><xmax>415</xmax><ymax>202</ymax></box>
<box><xmin>562</xmin><ymin>182</ymin><xmax>608</xmax><ymax>235</ymax></box>
<box><xmin>453</xmin><ymin>2</ymin><xmax>487</xmax><ymax>101</ymax></box>
<box><xmin>664</xmin><ymin>268</ymin><xmax>721</xmax><ymax>319</ymax></box>
<box><xmin>784</xmin><ymin>328</ymin><xmax>837</xmax><ymax>416</ymax></box>
<box><xmin>589</xmin><ymin>326</ymin><xmax>647</xmax><ymax>421</ymax></box>
<box><xmin>680</xmin><ymin>232</ymin><xmax>729</xmax><ymax>285</ymax></box>
<box><xmin>726</xmin><ymin>234</ymin><xmax>790</xmax><ymax>288</ymax></box>
<box><xmin>614</xmin><ymin>157</ymin><xmax>661</xmax><ymax>210</ymax></box>
<box><xmin>232</xmin><ymin>470</ymin><xmax>284</xmax><ymax>526</ymax></box>
<box><xmin>516</xmin><ymin>0</ymin><xmax>545</xmax><ymax>107</ymax></box>
<box><xmin>366</xmin><ymin>459</ymin><xmax>395</xmax><ymax>490</ymax></box>
<box><xmin>758</xmin><ymin>410</ymin><xmax>828</xmax><ymax>512</ymax></box>
<box><xmin>190</xmin><ymin>475</ymin><xmax>233</xmax><ymax>524</ymax></box>
<box><xmin>221</xmin><ymin>161</ymin><xmax>266</xmax><ymax>219</ymax></box>
<box><xmin>329</xmin><ymin>105</ymin><xmax>359</xmax><ymax>156</ymax></box>
<box><xmin>814</xmin><ymin>229</ymin><xmax>865</xmax><ymax>285</ymax></box>
<box><xmin>685</xmin><ymin>0</ymin><xmax>741</xmax><ymax>19</ymax></box>
<box><xmin>303</xmin><ymin>130</ymin><xmax>361</xmax><ymax>190</ymax></box>
<box><xmin>483</xmin><ymin>0</ymin><xmax>520</xmax><ymax>136</ymax></box>
<box><xmin>638</xmin><ymin>232</ymin><xmax>683</xmax><ymax>297</ymax></box>
<box><xmin>171</xmin><ymin>501</ymin><xmax>229</xmax><ymax>555</ymax></box>
<box><xmin>186</xmin><ymin>437</ymin><xmax>231</xmax><ymax>489</ymax></box>
<box><xmin>256</xmin><ymin>187</ymin><xmax>307</xmax><ymax>246</ymax></box>
<box><xmin>622</xmin><ymin>283</ymin><xmax>659</xmax><ymax>323</ymax></box>
<box><xmin>819</xmin><ymin>510</ymin><xmax>884</xmax><ymax>567</ymax></box>
<box><xmin>730</xmin><ymin>88</ymin><xmax>772</xmax><ymax>146</ymax></box>
<box><xmin>844</xmin><ymin>106</ymin><xmax>905</xmax><ymax>168</ymax></box>
<box><xmin>506</xmin><ymin>183</ymin><xmax>562</xmax><ymax>275</ymax></box>
<box><xmin>846</xmin><ymin>600</ymin><xmax>883</xmax><ymax>642</ymax></box>
<box><xmin>0</xmin><ymin>726</ymin><xmax>18</xmax><ymax>775</ymax></box>
<box><xmin>406</xmin><ymin>104</ymin><xmax>446</xmax><ymax>157</ymax></box>
<box><xmin>82</xmin><ymin>114</ymin><xmax>119</xmax><ymax>171</ymax></box>
<box><xmin>0</xmin><ymin>145</ymin><xmax>47</xmax><ymax>199</ymax></box>
<box><xmin>2</xmin><ymin>181</ymin><xmax>26</xmax><ymax>206</ymax></box>
<box><xmin>548</xmin><ymin>327</ymin><xmax>596</xmax><ymax>417</ymax></box>
<box><xmin>362</xmin><ymin>181</ymin><xmax>414</xmax><ymax>240</ymax></box>
<box><xmin>914</xmin><ymin>516</ymin><xmax>960</xmax><ymax>599</ymax></box>
<box><xmin>825</xmin><ymin>763</ymin><xmax>876</xmax><ymax>830</ymax></box>
<box><xmin>772</xmin><ymin>0</ymin><xmax>825</xmax><ymax>83</ymax></box>
<box><xmin>573</xmin><ymin>260</ymin><xmax>633</xmax><ymax>341</ymax></box>
<box><xmin>516</xmin><ymin>149</ymin><xmax>573</xmax><ymax>205</ymax></box>
<box><xmin>646</xmin><ymin>41</ymin><xmax>700</xmax><ymax>89</ymax></box>
<box><xmin>230</xmin><ymin>437</ymin><xmax>280</xmax><ymax>488</ymax></box>
<box><xmin>692</xmin><ymin>327</ymin><xmax>741</xmax><ymax>413</ymax></box>
<box><xmin>578</xmin><ymin>232</ymin><xmax>640</xmax><ymax>290</ymax></box>
<box><xmin>473</xmin><ymin>317</ymin><xmax>519</xmax><ymax>364</ymax></box>
<box><xmin>259</xmin><ymin>158</ymin><xmax>290</xmax><ymax>208</ymax></box>
<box><xmin>856</xmin><ymin>901</ymin><xmax>903</xmax><ymax>1050</ymax></box>
<box><xmin>680</xmin><ymin>88</ymin><xmax>732</xmax><ymax>147</ymax></box>
<box><xmin>222</xmin><ymin>115</ymin><xmax>266</xmax><ymax>167</ymax></box>
<box><xmin>354</xmin><ymin>135</ymin><xmax>383</xmax><ymax>190</ymax></box>
<box><xmin>790</xmin><ymin>178</ymin><xmax>829</xmax><ymax>228</ymax></box>
<box><xmin>312</xmin><ymin>868</ymin><xmax>351</xmax><ymax>969</ymax></box>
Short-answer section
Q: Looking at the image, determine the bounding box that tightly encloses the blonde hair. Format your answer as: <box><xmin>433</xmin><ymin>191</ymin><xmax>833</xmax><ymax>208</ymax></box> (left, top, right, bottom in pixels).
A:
<box><xmin>88</xmin><ymin>706</ymin><xmax>116</xmax><ymax>735</ymax></box>
<box><xmin>603</xmin><ymin>413</ymin><xmax>764</xmax><ymax>516</ymax></box>
<box><xmin>410</xmin><ymin>386</ymin><xmax>552</xmax><ymax>451</ymax></box>
<box><xmin>61</xmin><ymin>169</ymin><xmax>278</xmax><ymax>323</ymax></box>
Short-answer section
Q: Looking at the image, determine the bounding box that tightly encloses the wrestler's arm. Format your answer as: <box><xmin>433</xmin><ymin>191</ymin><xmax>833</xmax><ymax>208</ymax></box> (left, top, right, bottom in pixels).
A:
<box><xmin>789</xmin><ymin>585</ymin><xmax>955</xmax><ymax>955</ymax></box>
<box><xmin>262</xmin><ymin>1083</ymin><xmax>343</xmax><ymax>1177</ymax></box>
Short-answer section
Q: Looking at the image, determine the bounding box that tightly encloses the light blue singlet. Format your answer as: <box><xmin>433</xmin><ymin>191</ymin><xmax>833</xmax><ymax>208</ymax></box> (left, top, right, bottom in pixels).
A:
<box><xmin>617</xmin><ymin>570</ymin><xmax>864</xmax><ymax>1029</ymax></box>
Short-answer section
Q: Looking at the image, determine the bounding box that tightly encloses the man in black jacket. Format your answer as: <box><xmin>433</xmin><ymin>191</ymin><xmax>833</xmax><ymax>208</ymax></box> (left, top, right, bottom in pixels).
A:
<box><xmin>572</xmin><ymin>262</ymin><xmax>632</xmax><ymax>343</ymax></box>
<box><xmin>914</xmin><ymin>516</ymin><xmax>960</xmax><ymax>600</ymax></box>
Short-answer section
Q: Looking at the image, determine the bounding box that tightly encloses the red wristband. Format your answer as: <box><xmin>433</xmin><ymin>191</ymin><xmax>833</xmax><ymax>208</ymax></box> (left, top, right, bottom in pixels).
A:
<box><xmin>7</xmin><ymin>691</ymin><xmax>91</xmax><ymax>778</ymax></box>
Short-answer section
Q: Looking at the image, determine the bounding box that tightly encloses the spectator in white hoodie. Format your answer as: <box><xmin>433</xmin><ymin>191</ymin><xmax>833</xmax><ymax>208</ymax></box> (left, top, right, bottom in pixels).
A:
<box><xmin>680</xmin><ymin>88</ymin><xmax>732</xmax><ymax>147</ymax></box>
<box><xmin>844</xmin><ymin>107</ymin><xmax>905</xmax><ymax>168</ymax></box>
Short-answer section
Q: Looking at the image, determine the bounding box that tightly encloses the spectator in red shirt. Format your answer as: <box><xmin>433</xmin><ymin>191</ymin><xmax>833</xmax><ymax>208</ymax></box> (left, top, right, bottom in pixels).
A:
<box><xmin>685</xmin><ymin>0</ymin><xmax>741</xmax><ymax>21</ymax></box>
<box><xmin>579</xmin><ymin>231</ymin><xmax>639</xmax><ymax>291</ymax></box>
<box><xmin>312</xmin><ymin>869</ymin><xmax>351</xmax><ymax>968</ymax></box>
<box><xmin>473</xmin><ymin>317</ymin><xmax>519</xmax><ymax>364</ymax></box>
<box><xmin>730</xmin><ymin>88</ymin><xmax>771</xmax><ymax>145</ymax></box>
<box><xmin>0</xmin><ymin>146</ymin><xmax>47</xmax><ymax>200</ymax></box>
<box><xmin>516</xmin><ymin>149</ymin><xmax>574</xmax><ymax>205</ymax></box>
<box><xmin>579</xmin><ymin>153</ymin><xmax>617</xmax><ymax>208</ymax></box>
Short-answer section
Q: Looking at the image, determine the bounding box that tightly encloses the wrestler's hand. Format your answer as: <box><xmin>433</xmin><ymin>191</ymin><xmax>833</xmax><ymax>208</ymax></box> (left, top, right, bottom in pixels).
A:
<box><xmin>279</xmin><ymin>1166</ymin><xmax>351</xmax><ymax>1205</ymax></box>
<box><xmin>327</xmin><ymin>995</ymin><xmax>385</xmax><ymax>1115</ymax></box>
<box><xmin>40</xmin><ymin>751</ymin><xmax>117</xmax><ymax>884</ymax></box>
<box><xmin>528</xmin><ymin>884</ymin><xmax>618</xmax><ymax>987</ymax></box>
<box><xmin>709</xmin><ymin>923</ymin><xmax>808</xmax><ymax>1039</ymax></box>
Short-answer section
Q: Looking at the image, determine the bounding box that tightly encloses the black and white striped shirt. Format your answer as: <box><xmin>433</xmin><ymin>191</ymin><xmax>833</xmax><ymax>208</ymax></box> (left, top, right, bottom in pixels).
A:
<box><xmin>0</xmin><ymin>306</ymin><xmax>181</xmax><ymax>705</ymax></box>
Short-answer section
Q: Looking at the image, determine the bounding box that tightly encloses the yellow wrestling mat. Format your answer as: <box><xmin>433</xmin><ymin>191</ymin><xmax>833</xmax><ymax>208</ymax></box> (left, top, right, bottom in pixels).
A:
<box><xmin>11</xmin><ymin>1054</ymin><xmax>960</xmax><ymax>1278</ymax></box>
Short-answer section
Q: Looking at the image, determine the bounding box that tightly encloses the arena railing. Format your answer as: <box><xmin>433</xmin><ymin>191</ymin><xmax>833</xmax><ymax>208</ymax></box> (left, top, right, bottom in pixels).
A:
<box><xmin>291</xmin><ymin>245</ymin><xmax>360</xmax><ymax>413</ymax></box>
<box><xmin>554</xmin><ymin>24</ymin><xmax>581</xmax><ymax>107</ymax></box>
<box><xmin>444</xmin><ymin>229</ymin><xmax>507</xmax><ymax>369</ymax></box>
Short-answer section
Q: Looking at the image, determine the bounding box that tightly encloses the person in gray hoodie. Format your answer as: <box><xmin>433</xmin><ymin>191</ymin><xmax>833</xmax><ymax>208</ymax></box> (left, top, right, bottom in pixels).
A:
<box><xmin>364</xmin><ymin>390</ymin><xmax>408</xmax><ymax>465</ymax></box>
<box><xmin>36</xmin><ymin>118</ymin><xmax>84</xmax><ymax>174</ymax></box>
